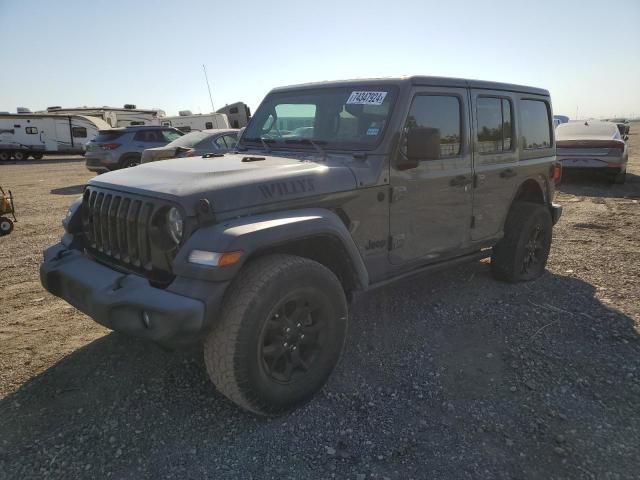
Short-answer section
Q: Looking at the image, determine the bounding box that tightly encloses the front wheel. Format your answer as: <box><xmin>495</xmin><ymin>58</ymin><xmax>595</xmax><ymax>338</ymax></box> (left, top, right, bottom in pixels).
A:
<box><xmin>491</xmin><ymin>202</ymin><xmax>552</xmax><ymax>282</ymax></box>
<box><xmin>204</xmin><ymin>254</ymin><xmax>348</xmax><ymax>415</ymax></box>
<box><xmin>0</xmin><ymin>151</ymin><xmax>12</xmax><ymax>161</ymax></box>
<box><xmin>0</xmin><ymin>217</ymin><xmax>14</xmax><ymax>235</ymax></box>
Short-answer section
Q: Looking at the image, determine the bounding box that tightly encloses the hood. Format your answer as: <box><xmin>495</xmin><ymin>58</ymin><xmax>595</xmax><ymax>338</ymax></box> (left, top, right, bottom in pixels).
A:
<box><xmin>89</xmin><ymin>152</ymin><xmax>357</xmax><ymax>215</ymax></box>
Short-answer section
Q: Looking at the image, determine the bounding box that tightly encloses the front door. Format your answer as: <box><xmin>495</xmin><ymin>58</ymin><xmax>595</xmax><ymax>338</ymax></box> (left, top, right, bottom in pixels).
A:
<box><xmin>389</xmin><ymin>88</ymin><xmax>473</xmax><ymax>265</ymax></box>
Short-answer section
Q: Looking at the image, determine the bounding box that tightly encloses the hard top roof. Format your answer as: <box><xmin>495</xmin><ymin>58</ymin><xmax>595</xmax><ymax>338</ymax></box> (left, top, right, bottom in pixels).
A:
<box><xmin>270</xmin><ymin>75</ymin><xmax>549</xmax><ymax>96</ymax></box>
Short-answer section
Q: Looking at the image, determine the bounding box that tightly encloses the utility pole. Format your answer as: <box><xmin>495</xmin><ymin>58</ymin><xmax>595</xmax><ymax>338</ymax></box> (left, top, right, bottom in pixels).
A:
<box><xmin>202</xmin><ymin>64</ymin><xmax>215</xmax><ymax>113</ymax></box>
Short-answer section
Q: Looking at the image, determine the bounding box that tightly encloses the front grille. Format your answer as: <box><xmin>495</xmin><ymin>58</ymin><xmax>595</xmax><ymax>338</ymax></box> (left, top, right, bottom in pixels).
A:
<box><xmin>81</xmin><ymin>186</ymin><xmax>174</xmax><ymax>282</ymax></box>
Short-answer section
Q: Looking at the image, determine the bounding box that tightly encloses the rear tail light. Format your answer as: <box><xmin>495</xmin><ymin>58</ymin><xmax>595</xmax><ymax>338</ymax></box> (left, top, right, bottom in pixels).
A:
<box><xmin>99</xmin><ymin>143</ymin><xmax>121</xmax><ymax>150</ymax></box>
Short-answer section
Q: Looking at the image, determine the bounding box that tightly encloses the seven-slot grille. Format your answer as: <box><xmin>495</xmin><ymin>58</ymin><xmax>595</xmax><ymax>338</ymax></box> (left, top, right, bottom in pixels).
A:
<box><xmin>82</xmin><ymin>187</ymin><xmax>157</xmax><ymax>271</ymax></box>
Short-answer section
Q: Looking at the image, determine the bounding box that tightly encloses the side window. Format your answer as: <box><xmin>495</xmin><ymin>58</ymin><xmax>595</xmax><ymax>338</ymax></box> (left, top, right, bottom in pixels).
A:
<box><xmin>134</xmin><ymin>130</ymin><xmax>161</xmax><ymax>142</ymax></box>
<box><xmin>520</xmin><ymin>100</ymin><xmax>551</xmax><ymax>149</ymax></box>
<box><xmin>213</xmin><ymin>136</ymin><xmax>231</xmax><ymax>149</ymax></box>
<box><xmin>162</xmin><ymin>130</ymin><xmax>182</xmax><ymax>142</ymax></box>
<box><xmin>230</xmin><ymin>107</ymin><xmax>239</xmax><ymax>114</ymax></box>
<box><xmin>222</xmin><ymin>134</ymin><xmax>238</xmax><ymax>148</ymax></box>
<box><xmin>476</xmin><ymin>97</ymin><xmax>513</xmax><ymax>154</ymax></box>
<box><xmin>72</xmin><ymin>127</ymin><xmax>87</xmax><ymax>138</ymax></box>
<box><xmin>25</xmin><ymin>127</ymin><xmax>38</xmax><ymax>134</ymax></box>
<box><xmin>205</xmin><ymin>122</ymin><xmax>213</xmax><ymax>129</ymax></box>
<box><xmin>404</xmin><ymin>95</ymin><xmax>461</xmax><ymax>158</ymax></box>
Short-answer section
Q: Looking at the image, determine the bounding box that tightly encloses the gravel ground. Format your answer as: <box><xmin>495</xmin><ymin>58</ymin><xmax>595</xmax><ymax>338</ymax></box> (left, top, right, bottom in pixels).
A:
<box><xmin>0</xmin><ymin>127</ymin><xmax>639</xmax><ymax>479</ymax></box>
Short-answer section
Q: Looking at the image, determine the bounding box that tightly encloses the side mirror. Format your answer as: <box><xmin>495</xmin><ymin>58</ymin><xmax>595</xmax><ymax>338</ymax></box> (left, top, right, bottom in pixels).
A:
<box><xmin>397</xmin><ymin>127</ymin><xmax>441</xmax><ymax>170</ymax></box>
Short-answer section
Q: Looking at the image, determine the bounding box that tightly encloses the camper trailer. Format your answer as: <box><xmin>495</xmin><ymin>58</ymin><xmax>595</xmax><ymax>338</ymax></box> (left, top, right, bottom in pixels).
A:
<box><xmin>216</xmin><ymin>102</ymin><xmax>251</xmax><ymax>128</ymax></box>
<box><xmin>38</xmin><ymin>105</ymin><xmax>164</xmax><ymax>127</ymax></box>
<box><xmin>158</xmin><ymin>111</ymin><xmax>229</xmax><ymax>133</ymax></box>
<box><xmin>0</xmin><ymin>114</ymin><xmax>110</xmax><ymax>160</ymax></box>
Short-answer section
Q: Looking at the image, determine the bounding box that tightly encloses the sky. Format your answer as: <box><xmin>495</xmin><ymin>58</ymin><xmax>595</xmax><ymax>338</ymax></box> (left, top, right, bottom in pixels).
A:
<box><xmin>1</xmin><ymin>0</ymin><xmax>639</xmax><ymax>119</ymax></box>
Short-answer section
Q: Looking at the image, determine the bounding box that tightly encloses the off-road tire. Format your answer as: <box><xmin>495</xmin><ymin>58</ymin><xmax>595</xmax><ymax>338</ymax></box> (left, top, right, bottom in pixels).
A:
<box><xmin>13</xmin><ymin>151</ymin><xmax>28</xmax><ymax>161</ymax></box>
<box><xmin>0</xmin><ymin>217</ymin><xmax>14</xmax><ymax>236</ymax></box>
<box><xmin>0</xmin><ymin>151</ymin><xmax>12</xmax><ymax>161</ymax></box>
<box><xmin>204</xmin><ymin>254</ymin><xmax>348</xmax><ymax>416</ymax></box>
<box><xmin>121</xmin><ymin>155</ymin><xmax>141</xmax><ymax>169</ymax></box>
<box><xmin>491</xmin><ymin>202</ymin><xmax>552</xmax><ymax>282</ymax></box>
<box><xmin>32</xmin><ymin>153</ymin><xmax>43</xmax><ymax>160</ymax></box>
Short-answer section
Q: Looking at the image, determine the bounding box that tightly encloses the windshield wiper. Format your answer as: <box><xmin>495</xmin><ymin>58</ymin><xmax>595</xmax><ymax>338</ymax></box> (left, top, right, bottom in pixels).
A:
<box><xmin>284</xmin><ymin>138</ymin><xmax>327</xmax><ymax>159</ymax></box>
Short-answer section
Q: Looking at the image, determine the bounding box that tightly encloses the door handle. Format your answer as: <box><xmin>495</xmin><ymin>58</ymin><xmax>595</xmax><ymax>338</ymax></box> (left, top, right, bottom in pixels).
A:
<box><xmin>450</xmin><ymin>175</ymin><xmax>472</xmax><ymax>187</ymax></box>
<box><xmin>500</xmin><ymin>168</ymin><xmax>517</xmax><ymax>179</ymax></box>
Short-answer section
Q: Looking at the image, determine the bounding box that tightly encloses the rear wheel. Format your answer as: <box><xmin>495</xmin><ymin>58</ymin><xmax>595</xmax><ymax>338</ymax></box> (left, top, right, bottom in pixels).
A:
<box><xmin>121</xmin><ymin>155</ymin><xmax>141</xmax><ymax>168</ymax></box>
<box><xmin>204</xmin><ymin>254</ymin><xmax>348</xmax><ymax>415</ymax></box>
<box><xmin>0</xmin><ymin>151</ymin><xmax>12</xmax><ymax>161</ymax></box>
<box><xmin>491</xmin><ymin>202</ymin><xmax>552</xmax><ymax>282</ymax></box>
<box><xmin>32</xmin><ymin>153</ymin><xmax>43</xmax><ymax>160</ymax></box>
<box><xmin>13</xmin><ymin>151</ymin><xmax>28</xmax><ymax>161</ymax></box>
<box><xmin>0</xmin><ymin>217</ymin><xmax>14</xmax><ymax>236</ymax></box>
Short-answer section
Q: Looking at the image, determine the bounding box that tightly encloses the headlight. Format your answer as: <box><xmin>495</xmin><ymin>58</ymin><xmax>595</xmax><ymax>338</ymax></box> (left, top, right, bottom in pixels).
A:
<box><xmin>166</xmin><ymin>207</ymin><xmax>184</xmax><ymax>244</ymax></box>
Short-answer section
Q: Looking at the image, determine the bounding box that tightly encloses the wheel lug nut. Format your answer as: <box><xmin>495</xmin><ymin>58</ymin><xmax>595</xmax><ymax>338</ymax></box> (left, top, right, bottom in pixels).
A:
<box><xmin>296</xmin><ymin>323</ymin><xmax>301</xmax><ymax>328</ymax></box>
<box><xmin>286</xmin><ymin>327</ymin><xmax>291</xmax><ymax>333</ymax></box>
<box><xmin>300</xmin><ymin>334</ymin><xmax>305</xmax><ymax>339</ymax></box>
<box><xmin>283</xmin><ymin>342</ymin><xmax>288</xmax><ymax>347</ymax></box>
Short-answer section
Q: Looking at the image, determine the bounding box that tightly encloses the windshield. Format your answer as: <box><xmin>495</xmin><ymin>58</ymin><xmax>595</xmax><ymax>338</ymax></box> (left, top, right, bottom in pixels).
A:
<box><xmin>242</xmin><ymin>86</ymin><xmax>398</xmax><ymax>151</ymax></box>
<box><xmin>167</xmin><ymin>130</ymin><xmax>212</xmax><ymax>148</ymax></box>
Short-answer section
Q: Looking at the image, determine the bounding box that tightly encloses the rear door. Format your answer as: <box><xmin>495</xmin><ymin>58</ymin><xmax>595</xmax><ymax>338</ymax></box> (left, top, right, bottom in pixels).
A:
<box><xmin>389</xmin><ymin>87</ymin><xmax>473</xmax><ymax>264</ymax></box>
<box><xmin>470</xmin><ymin>90</ymin><xmax>519</xmax><ymax>240</ymax></box>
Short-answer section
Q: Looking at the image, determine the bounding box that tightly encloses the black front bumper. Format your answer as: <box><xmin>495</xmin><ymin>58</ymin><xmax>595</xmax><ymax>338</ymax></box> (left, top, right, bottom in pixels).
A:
<box><xmin>551</xmin><ymin>202</ymin><xmax>562</xmax><ymax>225</ymax></box>
<box><xmin>40</xmin><ymin>243</ymin><xmax>227</xmax><ymax>348</ymax></box>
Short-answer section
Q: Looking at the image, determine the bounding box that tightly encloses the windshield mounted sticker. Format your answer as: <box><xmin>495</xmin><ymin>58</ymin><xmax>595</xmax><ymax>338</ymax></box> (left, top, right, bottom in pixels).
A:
<box><xmin>346</xmin><ymin>91</ymin><xmax>388</xmax><ymax>105</ymax></box>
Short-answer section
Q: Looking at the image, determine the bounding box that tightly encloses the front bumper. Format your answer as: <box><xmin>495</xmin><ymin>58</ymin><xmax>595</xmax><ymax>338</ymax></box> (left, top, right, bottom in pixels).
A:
<box><xmin>551</xmin><ymin>202</ymin><xmax>562</xmax><ymax>225</ymax></box>
<box><xmin>40</xmin><ymin>243</ymin><xmax>227</xmax><ymax>348</ymax></box>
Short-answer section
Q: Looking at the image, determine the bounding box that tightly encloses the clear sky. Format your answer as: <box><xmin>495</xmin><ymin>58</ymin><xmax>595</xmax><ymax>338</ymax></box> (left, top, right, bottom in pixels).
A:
<box><xmin>1</xmin><ymin>0</ymin><xmax>639</xmax><ymax>119</ymax></box>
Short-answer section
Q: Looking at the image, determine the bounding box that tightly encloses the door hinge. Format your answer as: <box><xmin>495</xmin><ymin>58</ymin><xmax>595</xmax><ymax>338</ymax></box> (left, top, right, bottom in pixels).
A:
<box><xmin>470</xmin><ymin>215</ymin><xmax>476</xmax><ymax>228</ymax></box>
<box><xmin>473</xmin><ymin>174</ymin><xmax>478</xmax><ymax>188</ymax></box>
<box><xmin>390</xmin><ymin>186</ymin><xmax>407</xmax><ymax>203</ymax></box>
<box><xmin>388</xmin><ymin>234</ymin><xmax>405</xmax><ymax>250</ymax></box>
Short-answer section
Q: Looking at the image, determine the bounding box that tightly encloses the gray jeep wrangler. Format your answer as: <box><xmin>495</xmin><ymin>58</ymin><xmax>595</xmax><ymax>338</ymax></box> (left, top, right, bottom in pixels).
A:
<box><xmin>40</xmin><ymin>76</ymin><xmax>562</xmax><ymax>415</ymax></box>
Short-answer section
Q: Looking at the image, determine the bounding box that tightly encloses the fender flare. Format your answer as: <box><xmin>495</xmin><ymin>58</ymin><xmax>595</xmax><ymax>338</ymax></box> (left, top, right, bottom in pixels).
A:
<box><xmin>172</xmin><ymin>208</ymin><xmax>369</xmax><ymax>287</ymax></box>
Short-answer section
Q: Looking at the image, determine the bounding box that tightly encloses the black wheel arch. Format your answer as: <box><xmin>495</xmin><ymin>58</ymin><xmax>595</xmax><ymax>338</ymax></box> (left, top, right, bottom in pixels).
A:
<box><xmin>172</xmin><ymin>208</ymin><xmax>369</xmax><ymax>294</ymax></box>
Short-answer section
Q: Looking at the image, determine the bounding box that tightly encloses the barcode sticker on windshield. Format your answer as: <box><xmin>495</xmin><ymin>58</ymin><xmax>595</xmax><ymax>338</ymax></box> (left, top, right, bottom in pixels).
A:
<box><xmin>346</xmin><ymin>91</ymin><xmax>388</xmax><ymax>105</ymax></box>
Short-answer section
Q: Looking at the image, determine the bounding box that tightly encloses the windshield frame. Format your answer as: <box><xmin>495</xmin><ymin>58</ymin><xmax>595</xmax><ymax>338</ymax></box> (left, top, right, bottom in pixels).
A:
<box><xmin>240</xmin><ymin>85</ymin><xmax>400</xmax><ymax>153</ymax></box>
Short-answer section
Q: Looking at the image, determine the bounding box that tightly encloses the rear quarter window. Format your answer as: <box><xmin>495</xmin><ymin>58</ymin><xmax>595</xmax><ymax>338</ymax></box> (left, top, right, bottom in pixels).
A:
<box><xmin>520</xmin><ymin>99</ymin><xmax>552</xmax><ymax>150</ymax></box>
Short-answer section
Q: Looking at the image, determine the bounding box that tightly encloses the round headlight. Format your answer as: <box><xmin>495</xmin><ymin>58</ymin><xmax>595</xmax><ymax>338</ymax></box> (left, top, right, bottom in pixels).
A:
<box><xmin>166</xmin><ymin>207</ymin><xmax>184</xmax><ymax>244</ymax></box>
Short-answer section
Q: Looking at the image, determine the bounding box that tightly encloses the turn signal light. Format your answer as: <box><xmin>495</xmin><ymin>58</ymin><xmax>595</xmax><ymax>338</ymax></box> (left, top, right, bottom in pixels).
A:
<box><xmin>188</xmin><ymin>250</ymin><xmax>243</xmax><ymax>267</ymax></box>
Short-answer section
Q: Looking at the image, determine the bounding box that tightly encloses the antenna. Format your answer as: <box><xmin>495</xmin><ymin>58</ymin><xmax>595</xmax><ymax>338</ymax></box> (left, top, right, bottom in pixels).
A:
<box><xmin>202</xmin><ymin>64</ymin><xmax>215</xmax><ymax>113</ymax></box>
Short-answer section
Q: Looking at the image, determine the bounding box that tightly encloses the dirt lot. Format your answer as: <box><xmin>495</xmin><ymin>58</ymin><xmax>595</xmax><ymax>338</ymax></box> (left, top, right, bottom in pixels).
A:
<box><xmin>1</xmin><ymin>128</ymin><xmax>639</xmax><ymax>479</ymax></box>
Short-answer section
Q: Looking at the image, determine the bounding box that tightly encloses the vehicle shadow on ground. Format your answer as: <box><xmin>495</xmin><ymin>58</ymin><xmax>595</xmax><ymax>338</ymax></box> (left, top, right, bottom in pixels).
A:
<box><xmin>1</xmin><ymin>264</ymin><xmax>639</xmax><ymax>479</ymax></box>
<box><xmin>558</xmin><ymin>171</ymin><xmax>640</xmax><ymax>198</ymax></box>
<box><xmin>50</xmin><ymin>185</ymin><xmax>85</xmax><ymax>195</ymax></box>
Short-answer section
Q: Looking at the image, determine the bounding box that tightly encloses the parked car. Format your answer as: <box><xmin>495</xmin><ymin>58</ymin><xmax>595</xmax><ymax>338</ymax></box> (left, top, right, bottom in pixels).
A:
<box><xmin>553</xmin><ymin>115</ymin><xmax>569</xmax><ymax>128</ymax></box>
<box><xmin>141</xmin><ymin>129</ymin><xmax>239</xmax><ymax>164</ymax></box>
<box><xmin>41</xmin><ymin>76</ymin><xmax>562</xmax><ymax>415</ymax></box>
<box><xmin>556</xmin><ymin>121</ymin><xmax>628</xmax><ymax>183</ymax></box>
<box><xmin>85</xmin><ymin>125</ymin><xmax>183</xmax><ymax>172</ymax></box>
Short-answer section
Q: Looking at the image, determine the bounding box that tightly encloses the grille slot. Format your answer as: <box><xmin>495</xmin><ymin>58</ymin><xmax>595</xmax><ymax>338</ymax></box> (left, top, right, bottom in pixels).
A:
<box><xmin>82</xmin><ymin>187</ymin><xmax>157</xmax><ymax>272</ymax></box>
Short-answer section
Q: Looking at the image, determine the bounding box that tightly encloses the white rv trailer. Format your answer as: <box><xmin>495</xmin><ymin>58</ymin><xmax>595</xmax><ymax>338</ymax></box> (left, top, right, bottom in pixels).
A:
<box><xmin>158</xmin><ymin>111</ymin><xmax>229</xmax><ymax>133</ymax></box>
<box><xmin>37</xmin><ymin>105</ymin><xmax>165</xmax><ymax>127</ymax></box>
<box><xmin>0</xmin><ymin>114</ymin><xmax>110</xmax><ymax>160</ymax></box>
